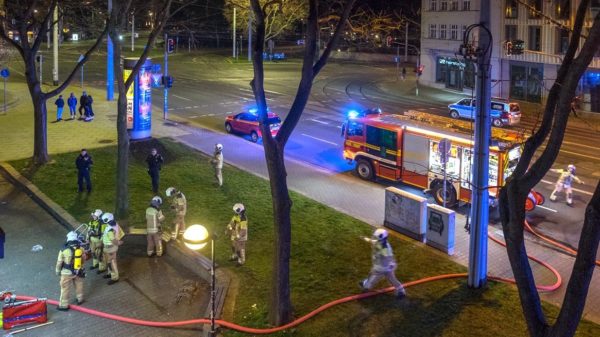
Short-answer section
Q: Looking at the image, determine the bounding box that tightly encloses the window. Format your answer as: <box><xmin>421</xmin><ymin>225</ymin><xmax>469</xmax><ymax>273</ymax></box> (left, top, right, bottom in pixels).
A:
<box><xmin>505</xmin><ymin>0</ymin><xmax>518</xmax><ymax>18</ymax></box>
<box><xmin>462</xmin><ymin>0</ymin><xmax>471</xmax><ymax>11</ymax></box>
<box><xmin>505</xmin><ymin>25</ymin><xmax>518</xmax><ymax>42</ymax></box>
<box><xmin>345</xmin><ymin>121</ymin><xmax>363</xmax><ymax>137</ymax></box>
<box><xmin>366</xmin><ymin>126</ymin><xmax>397</xmax><ymax>161</ymax></box>
<box><xmin>556</xmin><ymin>28</ymin><xmax>569</xmax><ymax>54</ymax></box>
<box><xmin>450</xmin><ymin>0</ymin><xmax>458</xmax><ymax>11</ymax></box>
<box><xmin>441</xmin><ymin>0</ymin><xmax>448</xmax><ymax>11</ymax></box>
<box><xmin>462</xmin><ymin>25</ymin><xmax>467</xmax><ymax>40</ymax></box>
<box><xmin>429</xmin><ymin>24</ymin><xmax>438</xmax><ymax>38</ymax></box>
<box><xmin>430</xmin><ymin>0</ymin><xmax>438</xmax><ymax>11</ymax></box>
<box><xmin>450</xmin><ymin>25</ymin><xmax>458</xmax><ymax>40</ymax></box>
<box><xmin>528</xmin><ymin>0</ymin><xmax>542</xmax><ymax>19</ymax></box>
<box><xmin>528</xmin><ymin>26</ymin><xmax>541</xmax><ymax>51</ymax></box>
<box><xmin>554</xmin><ymin>0</ymin><xmax>571</xmax><ymax>20</ymax></box>
<box><xmin>440</xmin><ymin>24</ymin><xmax>447</xmax><ymax>39</ymax></box>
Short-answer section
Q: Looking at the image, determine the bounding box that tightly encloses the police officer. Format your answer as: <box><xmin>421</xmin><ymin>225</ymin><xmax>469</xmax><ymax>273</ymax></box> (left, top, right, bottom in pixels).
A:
<box><xmin>101</xmin><ymin>213</ymin><xmax>120</xmax><ymax>285</ymax></box>
<box><xmin>166</xmin><ymin>187</ymin><xmax>187</xmax><ymax>238</ymax></box>
<box><xmin>75</xmin><ymin>149</ymin><xmax>93</xmax><ymax>193</ymax></box>
<box><xmin>210</xmin><ymin>144</ymin><xmax>224</xmax><ymax>187</ymax></box>
<box><xmin>146</xmin><ymin>148</ymin><xmax>164</xmax><ymax>193</ymax></box>
<box><xmin>55</xmin><ymin>231</ymin><xmax>85</xmax><ymax>310</ymax></box>
<box><xmin>146</xmin><ymin>196</ymin><xmax>165</xmax><ymax>257</ymax></box>
<box><xmin>226</xmin><ymin>203</ymin><xmax>248</xmax><ymax>265</ymax></box>
<box><xmin>359</xmin><ymin>228</ymin><xmax>406</xmax><ymax>299</ymax></box>
<box><xmin>86</xmin><ymin>209</ymin><xmax>105</xmax><ymax>271</ymax></box>
<box><xmin>550</xmin><ymin>164</ymin><xmax>584</xmax><ymax>206</ymax></box>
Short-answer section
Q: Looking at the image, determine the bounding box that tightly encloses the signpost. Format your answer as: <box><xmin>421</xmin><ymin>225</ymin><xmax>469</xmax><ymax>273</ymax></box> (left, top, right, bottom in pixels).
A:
<box><xmin>1</xmin><ymin>68</ymin><xmax>9</xmax><ymax>114</ymax></box>
<box><xmin>438</xmin><ymin>138</ymin><xmax>452</xmax><ymax>207</ymax></box>
<box><xmin>78</xmin><ymin>54</ymin><xmax>85</xmax><ymax>88</ymax></box>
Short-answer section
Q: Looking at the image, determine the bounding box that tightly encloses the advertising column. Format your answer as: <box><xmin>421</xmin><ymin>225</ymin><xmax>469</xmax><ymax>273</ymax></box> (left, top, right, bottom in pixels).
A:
<box><xmin>124</xmin><ymin>58</ymin><xmax>153</xmax><ymax>140</ymax></box>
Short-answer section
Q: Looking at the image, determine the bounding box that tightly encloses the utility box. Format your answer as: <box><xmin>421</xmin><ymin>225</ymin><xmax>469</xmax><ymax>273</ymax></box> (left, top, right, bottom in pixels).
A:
<box><xmin>0</xmin><ymin>226</ymin><xmax>5</xmax><ymax>258</ymax></box>
<box><xmin>384</xmin><ymin>187</ymin><xmax>428</xmax><ymax>242</ymax></box>
<box><xmin>426</xmin><ymin>204</ymin><xmax>455</xmax><ymax>255</ymax></box>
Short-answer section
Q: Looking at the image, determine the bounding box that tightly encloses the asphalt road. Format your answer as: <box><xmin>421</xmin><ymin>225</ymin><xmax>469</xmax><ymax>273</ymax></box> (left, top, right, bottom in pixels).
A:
<box><xmin>5</xmin><ymin>46</ymin><xmax>599</xmax><ymax>258</ymax></box>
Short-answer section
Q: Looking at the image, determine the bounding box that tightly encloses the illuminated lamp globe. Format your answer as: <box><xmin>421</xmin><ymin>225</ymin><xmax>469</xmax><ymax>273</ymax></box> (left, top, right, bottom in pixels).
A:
<box><xmin>183</xmin><ymin>224</ymin><xmax>210</xmax><ymax>251</ymax></box>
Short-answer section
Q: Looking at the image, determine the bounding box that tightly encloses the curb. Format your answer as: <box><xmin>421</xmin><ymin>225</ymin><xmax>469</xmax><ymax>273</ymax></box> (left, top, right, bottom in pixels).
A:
<box><xmin>0</xmin><ymin>162</ymin><xmax>229</xmax><ymax>337</ymax></box>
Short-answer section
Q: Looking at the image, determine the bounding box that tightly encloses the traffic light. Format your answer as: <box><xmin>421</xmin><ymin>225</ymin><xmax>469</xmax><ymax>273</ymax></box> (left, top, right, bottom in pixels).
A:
<box><xmin>512</xmin><ymin>39</ymin><xmax>524</xmax><ymax>55</ymax></box>
<box><xmin>167</xmin><ymin>38</ymin><xmax>175</xmax><ymax>54</ymax></box>
<box><xmin>162</xmin><ymin>75</ymin><xmax>174</xmax><ymax>88</ymax></box>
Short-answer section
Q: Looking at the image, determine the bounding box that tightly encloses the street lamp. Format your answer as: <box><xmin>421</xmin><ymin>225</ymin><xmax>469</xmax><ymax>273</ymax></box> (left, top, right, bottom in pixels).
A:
<box><xmin>183</xmin><ymin>224</ymin><xmax>216</xmax><ymax>337</ymax></box>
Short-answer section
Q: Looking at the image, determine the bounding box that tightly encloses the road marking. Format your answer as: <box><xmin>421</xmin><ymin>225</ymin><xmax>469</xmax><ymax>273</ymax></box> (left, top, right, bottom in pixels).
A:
<box><xmin>336</xmin><ymin>125</ymin><xmax>342</xmax><ymax>128</ymax></box>
<box><xmin>301</xmin><ymin>134</ymin><xmax>338</xmax><ymax>146</ymax></box>
<box><xmin>173</xmin><ymin>94</ymin><xmax>192</xmax><ymax>101</ymax></box>
<box><xmin>558</xmin><ymin>149</ymin><xmax>599</xmax><ymax>160</ymax></box>
<box><xmin>535</xmin><ymin>205</ymin><xmax>558</xmax><ymax>213</ymax></box>
<box><xmin>226</xmin><ymin>111</ymin><xmax>233</xmax><ymax>114</ymax></box>
<box><xmin>562</xmin><ymin>140</ymin><xmax>600</xmax><ymax>150</ymax></box>
<box><xmin>208</xmin><ymin>113</ymin><xmax>215</xmax><ymax>116</ymax></box>
<box><xmin>201</xmin><ymin>104</ymin><xmax>208</xmax><ymax>107</ymax></box>
<box><xmin>190</xmin><ymin>115</ymin><xmax>198</xmax><ymax>118</ymax></box>
<box><xmin>310</xmin><ymin>119</ymin><xmax>329</xmax><ymax>125</ymax></box>
<box><xmin>192</xmin><ymin>105</ymin><xmax>199</xmax><ymax>108</ymax></box>
<box><xmin>265</xmin><ymin>89</ymin><xmax>284</xmax><ymax>95</ymax></box>
<box><xmin>540</xmin><ymin>179</ymin><xmax>593</xmax><ymax>196</ymax></box>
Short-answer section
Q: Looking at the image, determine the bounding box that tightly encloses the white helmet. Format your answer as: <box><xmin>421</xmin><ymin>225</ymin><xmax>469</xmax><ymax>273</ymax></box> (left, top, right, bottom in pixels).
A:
<box><xmin>151</xmin><ymin>196</ymin><xmax>163</xmax><ymax>207</ymax></box>
<box><xmin>215</xmin><ymin>143</ymin><xmax>223</xmax><ymax>151</ymax></box>
<box><xmin>91</xmin><ymin>209</ymin><xmax>103</xmax><ymax>219</ymax></box>
<box><xmin>568</xmin><ymin>164</ymin><xmax>576</xmax><ymax>173</ymax></box>
<box><xmin>166</xmin><ymin>187</ymin><xmax>177</xmax><ymax>197</ymax></box>
<box><xmin>233</xmin><ymin>203</ymin><xmax>245</xmax><ymax>214</ymax></box>
<box><xmin>101</xmin><ymin>212</ymin><xmax>114</xmax><ymax>224</ymax></box>
<box><xmin>67</xmin><ymin>231</ymin><xmax>78</xmax><ymax>241</ymax></box>
<box><xmin>373</xmin><ymin>228</ymin><xmax>388</xmax><ymax>240</ymax></box>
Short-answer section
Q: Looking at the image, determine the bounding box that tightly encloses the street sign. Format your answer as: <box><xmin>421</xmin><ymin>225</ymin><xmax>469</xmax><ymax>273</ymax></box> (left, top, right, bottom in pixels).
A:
<box><xmin>438</xmin><ymin>138</ymin><xmax>451</xmax><ymax>163</ymax></box>
<box><xmin>0</xmin><ymin>68</ymin><xmax>9</xmax><ymax>78</ymax></box>
<box><xmin>167</xmin><ymin>38</ymin><xmax>175</xmax><ymax>54</ymax></box>
<box><xmin>77</xmin><ymin>54</ymin><xmax>84</xmax><ymax>62</ymax></box>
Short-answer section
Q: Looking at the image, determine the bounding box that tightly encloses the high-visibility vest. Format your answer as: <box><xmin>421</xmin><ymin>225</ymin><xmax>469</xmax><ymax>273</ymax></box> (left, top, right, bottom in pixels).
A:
<box><xmin>146</xmin><ymin>207</ymin><xmax>164</xmax><ymax>234</ymax></box>
<box><xmin>88</xmin><ymin>219</ymin><xmax>104</xmax><ymax>238</ymax></box>
<box><xmin>102</xmin><ymin>227</ymin><xmax>116</xmax><ymax>246</ymax></box>
<box><xmin>173</xmin><ymin>194</ymin><xmax>187</xmax><ymax>215</ymax></box>
<box><xmin>372</xmin><ymin>241</ymin><xmax>395</xmax><ymax>272</ymax></box>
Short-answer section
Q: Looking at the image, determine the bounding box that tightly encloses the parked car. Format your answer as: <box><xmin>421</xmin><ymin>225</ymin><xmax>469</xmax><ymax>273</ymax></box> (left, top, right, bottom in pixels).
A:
<box><xmin>448</xmin><ymin>98</ymin><xmax>521</xmax><ymax>127</ymax></box>
<box><xmin>225</xmin><ymin>109</ymin><xmax>281</xmax><ymax>142</ymax></box>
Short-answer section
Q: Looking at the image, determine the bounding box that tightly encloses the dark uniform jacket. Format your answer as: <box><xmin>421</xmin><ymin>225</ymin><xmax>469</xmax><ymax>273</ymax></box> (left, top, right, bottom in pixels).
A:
<box><xmin>76</xmin><ymin>154</ymin><xmax>93</xmax><ymax>172</ymax></box>
<box><xmin>146</xmin><ymin>154</ymin><xmax>164</xmax><ymax>172</ymax></box>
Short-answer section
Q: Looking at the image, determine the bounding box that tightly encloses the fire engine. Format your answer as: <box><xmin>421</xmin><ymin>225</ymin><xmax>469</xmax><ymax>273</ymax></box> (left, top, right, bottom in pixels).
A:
<box><xmin>343</xmin><ymin>110</ymin><xmax>544</xmax><ymax>209</ymax></box>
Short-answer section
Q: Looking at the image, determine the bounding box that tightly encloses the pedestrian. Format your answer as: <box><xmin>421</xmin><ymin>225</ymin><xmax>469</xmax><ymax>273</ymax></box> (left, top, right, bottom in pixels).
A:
<box><xmin>85</xmin><ymin>209</ymin><xmax>105</xmax><ymax>271</ymax></box>
<box><xmin>67</xmin><ymin>93</ymin><xmax>77</xmax><ymax>120</ymax></box>
<box><xmin>166</xmin><ymin>187</ymin><xmax>187</xmax><ymax>238</ymax></box>
<box><xmin>100</xmin><ymin>213</ymin><xmax>120</xmax><ymax>285</ymax></box>
<box><xmin>549</xmin><ymin>164</ymin><xmax>584</xmax><ymax>206</ymax></box>
<box><xmin>54</xmin><ymin>94</ymin><xmax>64</xmax><ymax>121</ymax></box>
<box><xmin>55</xmin><ymin>231</ymin><xmax>85</xmax><ymax>311</ymax></box>
<box><xmin>85</xmin><ymin>94</ymin><xmax>94</xmax><ymax>121</ymax></box>
<box><xmin>401</xmin><ymin>67</ymin><xmax>406</xmax><ymax>80</ymax></box>
<box><xmin>75</xmin><ymin>149</ymin><xmax>93</xmax><ymax>193</ymax></box>
<box><xmin>359</xmin><ymin>228</ymin><xmax>406</xmax><ymax>299</ymax></box>
<box><xmin>78</xmin><ymin>91</ymin><xmax>88</xmax><ymax>118</ymax></box>
<box><xmin>226</xmin><ymin>203</ymin><xmax>248</xmax><ymax>265</ymax></box>
<box><xmin>210</xmin><ymin>143</ymin><xmax>224</xmax><ymax>187</ymax></box>
<box><xmin>146</xmin><ymin>196</ymin><xmax>165</xmax><ymax>257</ymax></box>
<box><xmin>146</xmin><ymin>148</ymin><xmax>164</xmax><ymax>193</ymax></box>
<box><xmin>571</xmin><ymin>95</ymin><xmax>580</xmax><ymax>117</ymax></box>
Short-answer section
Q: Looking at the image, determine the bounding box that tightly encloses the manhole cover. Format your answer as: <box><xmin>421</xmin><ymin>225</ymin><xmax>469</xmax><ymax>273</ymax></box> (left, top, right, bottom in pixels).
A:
<box><xmin>98</xmin><ymin>139</ymin><xmax>114</xmax><ymax>144</ymax></box>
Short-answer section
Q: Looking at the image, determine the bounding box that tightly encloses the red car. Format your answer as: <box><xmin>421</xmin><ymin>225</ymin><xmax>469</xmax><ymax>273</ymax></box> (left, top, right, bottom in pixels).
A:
<box><xmin>225</xmin><ymin>111</ymin><xmax>281</xmax><ymax>142</ymax></box>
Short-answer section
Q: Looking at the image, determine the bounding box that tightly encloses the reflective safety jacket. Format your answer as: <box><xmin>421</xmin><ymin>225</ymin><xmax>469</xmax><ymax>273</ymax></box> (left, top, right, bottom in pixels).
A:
<box><xmin>56</xmin><ymin>242</ymin><xmax>84</xmax><ymax>276</ymax></box>
<box><xmin>102</xmin><ymin>226</ymin><xmax>118</xmax><ymax>252</ymax></box>
<box><xmin>146</xmin><ymin>206</ymin><xmax>165</xmax><ymax>234</ymax></box>
<box><xmin>228</xmin><ymin>214</ymin><xmax>248</xmax><ymax>241</ymax></box>
<box><xmin>371</xmin><ymin>241</ymin><xmax>396</xmax><ymax>273</ymax></box>
<box><xmin>211</xmin><ymin>152</ymin><xmax>223</xmax><ymax>169</ymax></box>
<box><xmin>552</xmin><ymin>169</ymin><xmax>582</xmax><ymax>187</ymax></box>
<box><xmin>171</xmin><ymin>193</ymin><xmax>187</xmax><ymax>215</ymax></box>
<box><xmin>87</xmin><ymin>219</ymin><xmax>105</xmax><ymax>240</ymax></box>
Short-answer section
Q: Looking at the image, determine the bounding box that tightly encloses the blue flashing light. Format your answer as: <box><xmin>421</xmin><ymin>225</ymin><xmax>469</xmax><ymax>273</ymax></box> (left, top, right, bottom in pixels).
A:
<box><xmin>348</xmin><ymin>110</ymin><xmax>359</xmax><ymax>119</ymax></box>
<box><xmin>249</xmin><ymin>108</ymin><xmax>258</xmax><ymax>114</ymax></box>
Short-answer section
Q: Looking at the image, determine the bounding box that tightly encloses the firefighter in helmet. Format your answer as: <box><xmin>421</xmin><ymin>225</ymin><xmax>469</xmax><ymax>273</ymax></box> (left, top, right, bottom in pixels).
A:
<box><xmin>146</xmin><ymin>196</ymin><xmax>165</xmax><ymax>257</ymax></box>
<box><xmin>210</xmin><ymin>143</ymin><xmax>224</xmax><ymax>187</ymax></box>
<box><xmin>226</xmin><ymin>203</ymin><xmax>248</xmax><ymax>265</ymax></box>
<box><xmin>166</xmin><ymin>187</ymin><xmax>187</xmax><ymax>238</ymax></box>
<box><xmin>55</xmin><ymin>231</ymin><xmax>85</xmax><ymax>310</ymax></box>
<box><xmin>101</xmin><ymin>213</ymin><xmax>120</xmax><ymax>285</ymax></box>
<box><xmin>359</xmin><ymin>228</ymin><xmax>406</xmax><ymax>299</ymax></box>
<box><xmin>550</xmin><ymin>164</ymin><xmax>584</xmax><ymax>206</ymax></box>
<box><xmin>86</xmin><ymin>209</ymin><xmax>105</xmax><ymax>271</ymax></box>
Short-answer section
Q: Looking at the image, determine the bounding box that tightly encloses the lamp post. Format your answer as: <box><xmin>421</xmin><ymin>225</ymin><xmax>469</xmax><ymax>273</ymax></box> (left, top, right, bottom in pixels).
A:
<box><xmin>183</xmin><ymin>224</ymin><xmax>216</xmax><ymax>337</ymax></box>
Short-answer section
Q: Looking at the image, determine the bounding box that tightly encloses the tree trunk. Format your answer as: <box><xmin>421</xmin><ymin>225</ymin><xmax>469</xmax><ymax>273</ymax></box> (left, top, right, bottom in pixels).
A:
<box><xmin>25</xmin><ymin>61</ymin><xmax>49</xmax><ymax>165</ymax></box>
<box><xmin>112</xmin><ymin>33</ymin><xmax>129</xmax><ymax>220</ymax></box>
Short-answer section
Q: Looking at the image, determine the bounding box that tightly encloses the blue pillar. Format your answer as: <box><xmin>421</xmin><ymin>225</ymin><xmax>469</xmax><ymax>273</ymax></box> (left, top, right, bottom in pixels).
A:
<box><xmin>106</xmin><ymin>0</ymin><xmax>114</xmax><ymax>101</ymax></box>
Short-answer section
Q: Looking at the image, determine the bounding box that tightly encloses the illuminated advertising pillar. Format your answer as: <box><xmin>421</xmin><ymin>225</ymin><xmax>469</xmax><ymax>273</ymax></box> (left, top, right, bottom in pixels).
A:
<box><xmin>124</xmin><ymin>58</ymin><xmax>153</xmax><ymax>140</ymax></box>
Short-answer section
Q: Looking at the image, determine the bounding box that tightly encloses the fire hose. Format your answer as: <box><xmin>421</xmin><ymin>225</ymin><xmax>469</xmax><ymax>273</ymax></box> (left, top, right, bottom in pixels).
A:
<box><xmin>14</xmin><ymin>231</ymin><xmax>562</xmax><ymax>335</ymax></box>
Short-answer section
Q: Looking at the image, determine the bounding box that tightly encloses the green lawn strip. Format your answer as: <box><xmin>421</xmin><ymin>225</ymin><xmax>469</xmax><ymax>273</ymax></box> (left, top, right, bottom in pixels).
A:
<box><xmin>11</xmin><ymin>139</ymin><xmax>599</xmax><ymax>337</ymax></box>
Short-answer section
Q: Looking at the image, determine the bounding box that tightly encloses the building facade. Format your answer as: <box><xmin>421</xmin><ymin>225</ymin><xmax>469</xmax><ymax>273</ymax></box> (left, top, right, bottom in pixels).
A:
<box><xmin>420</xmin><ymin>0</ymin><xmax>600</xmax><ymax>112</ymax></box>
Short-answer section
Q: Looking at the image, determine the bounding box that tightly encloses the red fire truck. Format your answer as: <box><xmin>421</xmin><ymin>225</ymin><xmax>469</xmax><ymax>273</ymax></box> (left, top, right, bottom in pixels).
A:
<box><xmin>343</xmin><ymin>110</ymin><xmax>543</xmax><ymax>208</ymax></box>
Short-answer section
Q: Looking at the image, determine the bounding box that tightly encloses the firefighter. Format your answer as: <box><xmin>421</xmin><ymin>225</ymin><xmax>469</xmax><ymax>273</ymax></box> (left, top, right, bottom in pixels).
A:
<box><xmin>86</xmin><ymin>209</ymin><xmax>105</xmax><ymax>271</ymax></box>
<box><xmin>226</xmin><ymin>203</ymin><xmax>248</xmax><ymax>265</ymax></box>
<box><xmin>359</xmin><ymin>228</ymin><xmax>406</xmax><ymax>299</ymax></box>
<box><xmin>166</xmin><ymin>187</ymin><xmax>187</xmax><ymax>238</ymax></box>
<box><xmin>549</xmin><ymin>164</ymin><xmax>584</xmax><ymax>206</ymax></box>
<box><xmin>101</xmin><ymin>213</ymin><xmax>120</xmax><ymax>285</ymax></box>
<box><xmin>146</xmin><ymin>196</ymin><xmax>165</xmax><ymax>257</ymax></box>
<box><xmin>55</xmin><ymin>231</ymin><xmax>85</xmax><ymax>311</ymax></box>
<box><xmin>210</xmin><ymin>143</ymin><xmax>224</xmax><ymax>187</ymax></box>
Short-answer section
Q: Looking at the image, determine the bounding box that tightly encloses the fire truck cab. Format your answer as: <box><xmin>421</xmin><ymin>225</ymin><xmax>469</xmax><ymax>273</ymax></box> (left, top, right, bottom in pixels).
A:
<box><xmin>343</xmin><ymin>110</ymin><xmax>526</xmax><ymax>208</ymax></box>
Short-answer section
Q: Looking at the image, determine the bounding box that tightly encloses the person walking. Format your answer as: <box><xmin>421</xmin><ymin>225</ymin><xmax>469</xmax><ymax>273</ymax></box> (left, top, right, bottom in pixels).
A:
<box><xmin>55</xmin><ymin>231</ymin><xmax>85</xmax><ymax>311</ymax></box>
<box><xmin>101</xmin><ymin>213</ymin><xmax>120</xmax><ymax>285</ymax></box>
<box><xmin>210</xmin><ymin>143</ymin><xmax>224</xmax><ymax>187</ymax></box>
<box><xmin>75</xmin><ymin>149</ymin><xmax>93</xmax><ymax>193</ymax></box>
<box><xmin>401</xmin><ymin>67</ymin><xmax>407</xmax><ymax>80</ymax></box>
<box><xmin>84</xmin><ymin>94</ymin><xmax>95</xmax><ymax>121</ymax></box>
<box><xmin>166</xmin><ymin>187</ymin><xmax>187</xmax><ymax>238</ymax></box>
<box><xmin>226</xmin><ymin>203</ymin><xmax>248</xmax><ymax>265</ymax></box>
<box><xmin>86</xmin><ymin>209</ymin><xmax>105</xmax><ymax>271</ymax></box>
<box><xmin>359</xmin><ymin>228</ymin><xmax>406</xmax><ymax>299</ymax></box>
<box><xmin>146</xmin><ymin>196</ymin><xmax>165</xmax><ymax>257</ymax></box>
<box><xmin>54</xmin><ymin>95</ymin><xmax>65</xmax><ymax>122</ymax></box>
<box><xmin>67</xmin><ymin>93</ymin><xmax>77</xmax><ymax>120</ymax></box>
<box><xmin>146</xmin><ymin>148</ymin><xmax>164</xmax><ymax>193</ymax></box>
<box><xmin>78</xmin><ymin>91</ymin><xmax>88</xmax><ymax>118</ymax></box>
<box><xmin>549</xmin><ymin>164</ymin><xmax>584</xmax><ymax>206</ymax></box>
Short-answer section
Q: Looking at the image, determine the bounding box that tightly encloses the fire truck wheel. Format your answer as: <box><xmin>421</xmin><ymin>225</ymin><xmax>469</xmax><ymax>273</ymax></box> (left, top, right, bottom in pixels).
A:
<box><xmin>492</xmin><ymin>118</ymin><xmax>503</xmax><ymax>127</ymax></box>
<box><xmin>356</xmin><ymin>159</ymin><xmax>374</xmax><ymax>180</ymax></box>
<box><xmin>432</xmin><ymin>182</ymin><xmax>457</xmax><ymax>207</ymax></box>
<box><xmin>225</xmin><ymin>123</ymin><xmax>233</xmax><ymax>133</ymax></box>
<box><xmin>250</xmin><ymin>131</ymin><xmax>259</xmax><ymax>143</ymax></box>
<box><xmin>449</xmin><ymin>110</ymin><xmax>460</xmax><ymax>119</ymax></box>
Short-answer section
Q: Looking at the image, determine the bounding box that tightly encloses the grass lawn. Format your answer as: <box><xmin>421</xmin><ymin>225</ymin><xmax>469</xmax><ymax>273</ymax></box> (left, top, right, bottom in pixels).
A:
<box><xmin>11</xmin><ymin>138</ymin><xmax>600</xmax><ymax>337</ymax></box>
